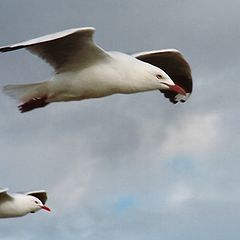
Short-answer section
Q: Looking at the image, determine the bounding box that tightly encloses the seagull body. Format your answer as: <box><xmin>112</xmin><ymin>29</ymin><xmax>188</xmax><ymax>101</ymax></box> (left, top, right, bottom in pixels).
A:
<box><xmin>0</xmin><ymin>27</ymin><xmax>192</xmax><ymax>113</ymax></box>
<box><xmin>47</xmin><ymin>51</ymin><xmax>172</xmax><ymax>101</ymax></box>
<box><xmin>0</xmin><ymin>188</ymin><xmax>50</xmax><ymax>218</ymax></box>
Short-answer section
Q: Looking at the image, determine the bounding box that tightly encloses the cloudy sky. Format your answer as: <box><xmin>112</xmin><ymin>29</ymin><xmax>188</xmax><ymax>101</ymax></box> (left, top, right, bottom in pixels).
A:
<box><xmin>0</xmin><ymin>0</ymin><xmax>240</xmax><ymax>239</ymax></box>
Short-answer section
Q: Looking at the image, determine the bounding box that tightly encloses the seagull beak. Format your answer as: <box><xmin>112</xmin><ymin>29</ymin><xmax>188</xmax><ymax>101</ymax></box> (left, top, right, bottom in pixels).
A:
<box><xmin>40</xmin><ymin>205</ymin><xmax>51</xmax><ymax>212</ymax></box>
<box><xmin>168</xmin><ymin>84</ymin><xmax>186</xmax><ymax>96</ymax></box>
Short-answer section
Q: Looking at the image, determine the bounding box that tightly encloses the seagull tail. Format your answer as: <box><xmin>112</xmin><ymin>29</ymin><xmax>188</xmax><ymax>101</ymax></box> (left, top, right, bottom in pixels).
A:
<box><xmin>3</xmin><ymin>82</ymin><xmax>49</xmax><ymax>113</ymax></box>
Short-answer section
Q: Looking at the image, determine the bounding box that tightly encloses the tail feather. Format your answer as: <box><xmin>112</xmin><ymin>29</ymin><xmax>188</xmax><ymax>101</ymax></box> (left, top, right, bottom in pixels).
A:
<box><xmin>3</xmin><ymin>82</ymin><xmax>49</xmax><ymax>112</ymax></box>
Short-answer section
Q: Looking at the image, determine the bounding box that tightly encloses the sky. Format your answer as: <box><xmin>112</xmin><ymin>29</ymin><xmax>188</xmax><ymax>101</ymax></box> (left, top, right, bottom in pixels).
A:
<box><xmin>0</xmin><ymin>0</ymin><xmax>240</xmax><ymax>239</ymax></box>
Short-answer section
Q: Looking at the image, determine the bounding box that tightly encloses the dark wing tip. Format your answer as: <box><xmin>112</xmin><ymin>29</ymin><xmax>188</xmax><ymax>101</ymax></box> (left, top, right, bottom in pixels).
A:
<box><xmin>0</xmin><ymin>45</ymin><xmax>25</xmax><ymax>53</ymax></box>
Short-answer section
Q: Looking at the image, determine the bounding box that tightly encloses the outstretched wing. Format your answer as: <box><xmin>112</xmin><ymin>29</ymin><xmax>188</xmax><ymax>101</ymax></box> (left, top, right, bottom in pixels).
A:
<box><xmin>0</xmin><ymin>188</ymin><xmax>12</xmax><ymax>201</ymax></box>
<box><xmin>133</xmin><ymin>49</ymin><xmax>192</xmax><ymax>103</ymax></box>
<box><xmin>26</xmin><ymin>190</ymin><xmax>48</xmax><ymax>205</ymax></box>
<box><xmin>0</xmin><ymin>27</ymin><xmax>110</xmax><ymax>73</ymax></box>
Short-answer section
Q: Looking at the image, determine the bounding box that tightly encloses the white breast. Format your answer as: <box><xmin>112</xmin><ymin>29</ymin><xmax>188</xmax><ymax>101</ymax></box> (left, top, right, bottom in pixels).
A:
<box><xmin>48</xmin><ymin>52</ymin><xmax>160</xmax><ymax>102</ymax></box>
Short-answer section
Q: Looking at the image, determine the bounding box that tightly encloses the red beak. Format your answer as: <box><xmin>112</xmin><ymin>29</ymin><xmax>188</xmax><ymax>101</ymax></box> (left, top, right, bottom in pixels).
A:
<box><xmin>40</xmin><ymin>205</ymin><xmax>51</xmax><ymax>212</ymax></box>
<box><xmin>168</xmin><ymin>84</ymin><xmax>186</xmax><ymax>96</ymax></box>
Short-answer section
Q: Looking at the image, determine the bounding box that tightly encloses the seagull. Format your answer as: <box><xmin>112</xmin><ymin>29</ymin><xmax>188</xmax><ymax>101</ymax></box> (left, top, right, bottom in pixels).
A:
<box><xmin>0</xmin><ymin>27</ymin><xmax>192</xmax><ymax>113</ymax></box>
<box><xmin>0</xmin><ymin>188</ymin><xmax>51</xmax><ymax>218</ymax></box>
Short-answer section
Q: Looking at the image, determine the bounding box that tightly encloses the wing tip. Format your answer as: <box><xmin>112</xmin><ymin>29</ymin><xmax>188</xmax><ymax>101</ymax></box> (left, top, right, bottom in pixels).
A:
<box><xmin>0</xmin><ymin>26</ymin><xmax>96</xmax><ymax>53</ymax></box>
<box><xmin>0</xmin><ymin>46</ymin><xmax>22</xmax><ymax>53</ymax></box>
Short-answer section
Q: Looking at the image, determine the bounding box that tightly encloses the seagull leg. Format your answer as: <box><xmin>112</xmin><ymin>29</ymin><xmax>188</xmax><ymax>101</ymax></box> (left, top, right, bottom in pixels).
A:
<box><xmin>18</xmin><ymin>96</ymin><xmax>49</xmax><ymax>113</ymax></box>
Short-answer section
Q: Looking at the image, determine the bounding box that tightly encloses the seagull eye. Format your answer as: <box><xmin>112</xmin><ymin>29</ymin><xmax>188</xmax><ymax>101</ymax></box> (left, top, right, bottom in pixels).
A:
<box><xmin>157</xmin><ymin>74</ymin><xmax>162</xmax><ymax>79</ymax></box>
<box><xmin>35</xmin><ymin>201</ymin><xmax>38</xmax><ymax>204</ymax></box>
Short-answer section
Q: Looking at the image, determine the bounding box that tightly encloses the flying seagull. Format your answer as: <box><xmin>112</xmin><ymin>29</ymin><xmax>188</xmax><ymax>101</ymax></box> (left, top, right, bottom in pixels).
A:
<box><xmin>0</xmin><ymin>27</ymin><xmax>192</xmax><ymax>113</ymax></box>
<box><xmin>0</xmin><ymin>188</ymin><xmax>50</xmax><ymax>218</ymax></box>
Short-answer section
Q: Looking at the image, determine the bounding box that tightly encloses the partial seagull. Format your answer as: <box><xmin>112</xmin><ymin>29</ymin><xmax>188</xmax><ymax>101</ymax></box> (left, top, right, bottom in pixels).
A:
<box><xmin>0</xmin><ymin>188</ymin><xmax>50</xmax><ymax>218</ymax></box>
<box><xmin>0</xmin><ymin>27</ymin><xmax>192</xmax><ymax>113</ymax></box>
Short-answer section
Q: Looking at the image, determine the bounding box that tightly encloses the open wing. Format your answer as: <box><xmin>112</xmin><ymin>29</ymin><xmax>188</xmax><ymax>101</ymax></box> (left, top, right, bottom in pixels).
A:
<box><xmin>26</xmin><ymin>190</ymin><xmax>48</xmax><ymax>205</ymax></box>
<box><xmin>0</xmin><ymin>188</ymin><xmax>13</xmax><ymax>201</ymax></box>
<box><xmin>133</xmin><ymin>49</ymin><xmax>192</xmax><ymax>103</ymax></box>
<box><xmin>0</xmin><ymin>27</ymin><xmax>110</xmax><ymax>73</ymax></box>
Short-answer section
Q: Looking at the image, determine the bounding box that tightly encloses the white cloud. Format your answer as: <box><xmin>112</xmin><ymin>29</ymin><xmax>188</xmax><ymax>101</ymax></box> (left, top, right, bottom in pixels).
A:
<box><xmin>168</xmin><ymin>182</ymin><xmax>194</xmax><ymax>208</ymax></box>
<box><xmin>161</xmin><ymin>112</ymin><xmax>221</xmax><ymax>157</ymax></box>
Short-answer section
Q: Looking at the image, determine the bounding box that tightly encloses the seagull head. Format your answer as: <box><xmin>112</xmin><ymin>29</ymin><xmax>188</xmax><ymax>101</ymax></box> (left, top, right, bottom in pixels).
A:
<box><xmin>154</xmin><ymin>69</ymin><xmax>186</xmax><ymax>96</ymax></box>
<box><xmin>28</xmin><ymin>196</ymin><xmax>51</xmax><ymax>213</ymax></box>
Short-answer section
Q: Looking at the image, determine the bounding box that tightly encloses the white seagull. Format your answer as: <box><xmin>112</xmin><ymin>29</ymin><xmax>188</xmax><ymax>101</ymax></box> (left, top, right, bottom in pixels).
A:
<box><xmin>0</xmin><ymin>27</ymin><xmax>192</xmax><ymax>113</ymax></box>
<box><xmin>0</xmin><ymin>188</ymin><xmax>50</xmax><ymax>218</ymax></box>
